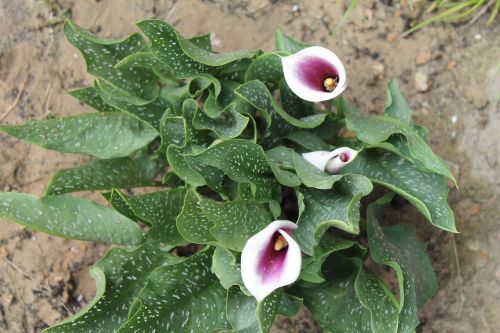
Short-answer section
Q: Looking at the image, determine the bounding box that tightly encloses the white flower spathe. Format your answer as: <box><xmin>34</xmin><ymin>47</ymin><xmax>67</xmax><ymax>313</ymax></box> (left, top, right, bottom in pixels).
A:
<box><xmin>281</xmin><ymin>46</ymin><xmax>347</xmax><ymax>102</ymax></box>
<box><xmin>241</xmin><ymin>220</ymin><xmax>302</xmax><ymax>302</ymax></box>
<box><xmin>302</xmin><ymin>147</ymin><xmax>359</xmax><ymax>174</ymax></box>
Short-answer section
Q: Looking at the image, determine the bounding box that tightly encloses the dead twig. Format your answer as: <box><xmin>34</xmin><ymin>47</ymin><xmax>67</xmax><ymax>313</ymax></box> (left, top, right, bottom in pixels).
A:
<box><xmin>466</xmin><ymin>0</ymin><xmax>496</xmax><ymax>27</ymax></box>
<box><xmin>42</xmin><ymin>82</ymin><xmax>53</xmax><ymax>115</ymax></box>
<box><xmin>0</xmin><ymin>72</ymin><xmax>30</xmax><ymax>122</ymax></box>
<box><xmin>165</xmin><ymin>3</ymin><xmax>176</xmax><ymax>21</ymax></box>
<box><xmin>451</xmin><ymin>235</ymin><xmax>466</xmax><ymax>316</ymax></box>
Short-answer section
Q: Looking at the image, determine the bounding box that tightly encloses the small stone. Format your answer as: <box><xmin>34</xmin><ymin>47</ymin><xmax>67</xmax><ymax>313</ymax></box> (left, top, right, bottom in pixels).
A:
<box><xmin>2</xmin><ymin>293</ymin><xmax>14</xmax><ymax>305</ymax></box>
<box><xmin>386</xmin><ymin>33</ymin><xmax>398</xmax><ymax>43</ymax></box>
<box><xmin>0</xmin><ymin>246</ymin><xmax>9</xmax><ymax>257</ymax></box>
<box><xmin>474</xmin><ymin>33</ymin><xmax>482</xmax><ymax>40</ymax></box>
<box><xmin>466</xmin><ymin>240</ymin><xmax>480</xmax><ymax>252</ymax></box>
<box><xmin>338</xmin><ymin>128</ymin><xmax>357</xmax><ymax>139</ymax></box>
<box><xmin>415</xmin><ymin>51</ymin><xmax>432</xmax><ymax>65</ymax></box>
<box><xmin>447</xmin><ymin>60</ymin><xmax>457</xmax><ymax>70</ymax></box>
<box><xmin>464</xmin><ymin>87</ymin><xmax>489</xmax><ymax>109</ymax></box>
<box><xmin>414</xmin><ymin>72</ymin><xmax>431</xmax><ymax>92</ymax></box>
<box><xmin>372</xmin><ymin>62</ymin><xmax>385</xmax><ymax>75</ymax></box>
<box><xmin>417</xmin><ymin>107</ymin><xmax>430</xmax><ymax>116</ymax></box>
<box><xmin>210</xmin><ymin>32</ymin><xmax>222</xmax><ymax>49</ymax></box>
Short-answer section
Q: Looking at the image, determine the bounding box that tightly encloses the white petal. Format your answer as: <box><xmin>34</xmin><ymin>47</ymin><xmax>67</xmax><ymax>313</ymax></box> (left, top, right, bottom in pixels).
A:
<box><xmin>301</xmin><ymin>150</ymin><xmax>332</xmax><ymax>171</ymax></box>
<box><xmin>302</xmin><ymin>147</ymin><xmax>359</xmax><ymax>174</ymax></box>
<box><xmin>241</xmin><ymin>220</ymin><xmax>301</xmax><ymax>302</ymax></box>
<box><xmin>281</xmin><ymin>46</ymin><xmax>347</xmax><ymax>102</ymax></box>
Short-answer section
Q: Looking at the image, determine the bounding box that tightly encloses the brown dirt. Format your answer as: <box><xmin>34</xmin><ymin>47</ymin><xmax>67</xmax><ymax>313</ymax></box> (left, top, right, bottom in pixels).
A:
<box><xmin>0</xmin><ymin>1</ymin><xmax>498</xmax><ymax>332</ymax></box>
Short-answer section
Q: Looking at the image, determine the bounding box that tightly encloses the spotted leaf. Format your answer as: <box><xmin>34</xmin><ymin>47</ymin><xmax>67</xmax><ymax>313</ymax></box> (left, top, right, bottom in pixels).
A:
<box><xmin>295</xmin><ymin>174</ymin><xmax>373</xmax><ymax>255</ymax></box>
<box><xmin>118</xmin><ymin>247</ymin><xmax>230</xmax><ymax>333</ymax></box>
<box><xmin>137</xmin><ymin>20</ymin><xmax>257</xmax><ymax>78</ymax></box>
<box><xmin>0</xmin><ymin>112</ymin><xmax>158</xmax><ymax>159</ymax></box>
<box><xmin>226</xmin><ymin>286</ymin><xmax>283</xmax><ymax>333</ymax></box>
<box><xmin>342</xmin><ymin>149</ymin><xmax>456</xmax><ymax>232</ymax></box>
<box><xmin>344</xmin><ymin>101</ymin><xmax>455</xmax><ymax>183</ymax></box>
<box><xmin>45</xmin><ymin>153</ymin><xmax>163</xmax><ymax>195</ymax></box>
<box><xmin>367</xmin><ymin>196</ymin><xmax>438</xmax><ymax>333</ymax></box>
<box><xmin>45</xmin><ymin>242</ymin><xmax>181</xmax><ymax>333</ymax></box>
<box><xmin>126</xmin><ymin>188</ymin><xmax>187</xmax><ymax>246</ymax></box>
<box><xmin>0</xmin><ymin>193</ymin><xmax>143</xmax><ymax>245</ymax></box>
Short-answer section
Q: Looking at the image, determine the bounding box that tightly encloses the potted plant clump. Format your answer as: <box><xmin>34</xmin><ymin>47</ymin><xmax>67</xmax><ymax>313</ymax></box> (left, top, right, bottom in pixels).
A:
<box><xmin>0</xmin><ymin>19</ymin><xmax>456</xmax><ymax>333</ymax></box>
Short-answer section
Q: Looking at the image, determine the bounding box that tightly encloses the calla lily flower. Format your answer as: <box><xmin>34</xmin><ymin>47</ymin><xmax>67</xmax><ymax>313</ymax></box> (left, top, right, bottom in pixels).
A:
<box><xmin>302</xmin><ymin>147</ymin><xmax>359</xmax><ymax>174</ymax></box>
<box><xmin>241</xmin><ymin>220</ymin><xmax>302</xmax><ymax>302</ymax></box>
<box><xmin>281</xmin><ymin>46</ymin><xmax>347</xmax><ymax>102</ymax></box>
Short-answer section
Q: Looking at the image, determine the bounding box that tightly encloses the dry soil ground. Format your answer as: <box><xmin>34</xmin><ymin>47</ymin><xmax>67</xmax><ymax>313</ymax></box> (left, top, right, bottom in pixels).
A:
<box><xmin>0</xmin><ymin>1</ymin><xmax>499</xmax><ymax>332</ymax></box>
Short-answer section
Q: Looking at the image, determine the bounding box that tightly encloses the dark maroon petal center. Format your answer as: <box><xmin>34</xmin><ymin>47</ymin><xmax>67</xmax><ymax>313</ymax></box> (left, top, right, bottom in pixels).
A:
<box><xmin>339</xmin><ymin>152</ymin><xmax>349</xmax><ymax>162</ymax></box>
<box><xmin>257</xmin><ymin>231</ymin><xmax>289</xmax><ymax>283</ymax></box>
<box><xmin>298</xmin><ymin>57</ymin><xmax>339</xmax><ymax>92</ymax></box>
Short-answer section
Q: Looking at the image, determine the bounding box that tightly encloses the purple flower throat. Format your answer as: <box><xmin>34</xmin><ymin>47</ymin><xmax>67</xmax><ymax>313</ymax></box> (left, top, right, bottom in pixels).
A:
<box><xmin>299</xmin><ymin>57</ymin><xmax>339</xmax><ymax>92</ymax></box>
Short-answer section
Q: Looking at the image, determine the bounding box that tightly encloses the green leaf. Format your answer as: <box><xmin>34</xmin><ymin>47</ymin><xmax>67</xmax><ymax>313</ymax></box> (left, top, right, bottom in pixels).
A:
<box><xmin>299</xmin><ymin>233</ymin><xmax>359</xmax><ymax>283</ymax></box>
<box><xmin>265</xmin><ymin>146</ymin><xmax>296</xmax><ymax>171</ymax></box>
<box><xmin>277</xmin><ymin>293</ymin><xmax>303</xmax><ymax>317</ymax></box>
<box><xmin>285</xmin><ymin>131</ymin><xmax>333</xmax><ymax>152</ymax></box>
<box><xmin>68</xmin><ymin>87</ymin><xmax>117</xmax><ymax>112</ymax></box>
<box><xmin>64</xmin><ymin>20</ymin><xmax>145</xmax><ymax>74</ymax></box>
<box><xmin>295</xmin><ymin>174</ymin><xmax>373</xmax><ymax>255</ymax></box>
<box><xmin>188</xmin><ymin>74</ymin><xmax>221</xmax><ymax>98</ymax></box>
<box><xmin>188</xmin><ymin>33</ymin><xmax>212</xmax><ymax>51</ymax></box>
<box><xmin>293</xmin><ymin>255</ymin><xmax>373</xmax><ymax>333</ymax></box>
<box><xmin>193</xmin><ymin>103</ymin><xmax>249</xmax><ymax>139</ymax></box>
<box><xmin>211</xmin><ymin>247</ymin><xmax>244</xmax><ymax>290</ymax></box>
<box><xmin>167</xmin><ymin>146</ymin><xmax>206</xmax><ymax>186</ymax></box>
<box><xmin>191</xmin><ymin>139</ymin><xmax>277</xmax><ymax>201</ymax></box>
<box><xmin>201</xmin><ymin>197</ymin><xmax>273</xmax><ymax>251</ymax></box>
<box><xmin>127</xmin><ymin>188</ymin><xmax>187</xmax><ymax>246</ymax></box>
<box><xmin>118</xmin><ymin>247</ymin><xmax>229</xmax><ymax>333</ymax></box>
<box><xmin>227</xmin><ymin>286</ymin><xmax>283</xmax><ymax>333</ymax></box>
<box><xmin>64</xmin><ymin>20</ymin><xmax>159</xmax><ymax>100</ymax></box>
<box><xmin>344</xmin><ymin>103</ymin><xmax>455</xmax><ymax>182</ymax></box>
<box><xmin>0</xmin><ymin>192</ymin><xmax>143</xmax><ymax>245</ymax></box>
<box><xmin>45</xmin><ymin>242</ymin><xmax>181</xmax><ymax>333</ymax></box>
<box><xmin>367</xmin><ymin>197</ymin><xmax>438</xmax><ymax>333</ymax></box>
<box><xmin>102</xmin><ymin>189</ymin><xmax>137</xmax><ymax>221</ymax></box>
<box><xmin>274</xmin><ymin>27</ymin><xmax>309</xmax><ymax>54</ymax></box>
<box><xmin>343</xmin><ymin>149</ymin><xmax>456</xmax><ymax>232</ymax></box>
<box><xmin>265</xmin><ymin>146</ymin><xmax>302</xmax><ymax>187</ymax></box>
<box><xmin>384</xmin><ymin>80</ymin><xmax>412</xmax><ymax>124</ymax></box>
<box><xmin>137</xmin><ymin>20</ymin><xmax>257</xmax><ymax>78</ymax></box>
<box><xmin>176</xmin><ymin>190</ymin><xmax>217</xmax><ymax>244</ymax></box>
<box><xmin>159</xmin><ymin>116</ymin><xmax>186</xmax><ymax>152</ymax></box>
<box><xmin>45</xmin><ymin>154</ymin><xmax>162</xmax><ymax>195</ymax></box>
<box><xmin>355</xmin><ymin>265</ymin><xmax>399</xmax><ymax>333</ymax></box>
<box><xmin>295</xmin><ymin>254</ymin><xmax>399</xmax><ymax>333</ymax></box>
<box><xmin>278</xmin><ymin>78</ymin><xmax>314</xmax><ymax>120</ymax></box>
<box><xmin>244</xmin><ymin>53</ymin><xmax>283</xmax><ymax>89</ymax></box>
<box><xmin>292</xmin><ymin>152</ymin><xmax>345</xmax><ymax>190</ymax></box>
<box><xmin>236</xmin><ymin>80</ymin><xmax>327</xmax><ymax>129</ymax></box>
<box><xmin>95</xmin><ymin>80</ymin><xmax>171</xmax><ymax>130</ymax></box>
<box><xmin>0</xmin><ymin>112</ymin><xmax>158</xmax><ymax>159</ymax></box>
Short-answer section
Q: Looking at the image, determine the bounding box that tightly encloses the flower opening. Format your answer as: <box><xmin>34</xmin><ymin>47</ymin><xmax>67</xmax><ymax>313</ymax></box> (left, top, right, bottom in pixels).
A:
<box><xmin>281</xmin><ymin>46</ymin><xmax>347</xmax><ymax>102</ymax></box>
<box><xmin>241</xmin><ymin>220</ymin><xmax>302</xmax><ymax>302</ymax></box>
<box><xmin>302</xmin><ymin>147</ymin><xmax>359</xmax><ymax>174</ymax></box>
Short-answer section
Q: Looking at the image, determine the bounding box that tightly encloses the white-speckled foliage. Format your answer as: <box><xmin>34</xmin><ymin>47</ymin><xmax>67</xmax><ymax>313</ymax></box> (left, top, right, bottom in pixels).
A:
<box><xmin>45</xmin><ymin>242</ymin><xmax>182</xmax><ymax>333</ymax></box>
<box><xmin>0</xmin><ymin>20</ymin><xmax>455</xmax><ymax>333</ymax></box>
